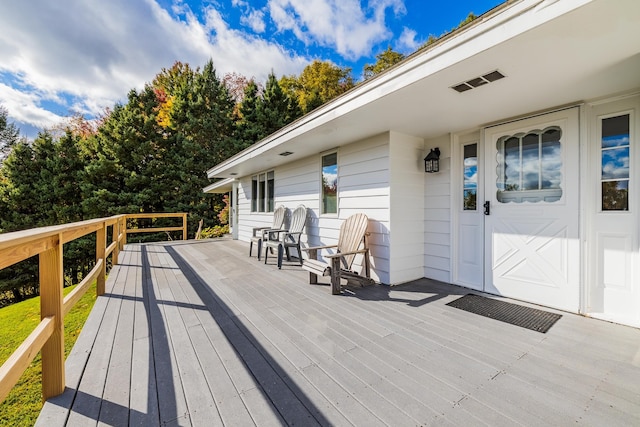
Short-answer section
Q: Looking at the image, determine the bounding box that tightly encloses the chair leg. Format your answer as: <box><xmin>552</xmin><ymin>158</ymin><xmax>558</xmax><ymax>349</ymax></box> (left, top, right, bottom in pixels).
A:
<box><xmin>296</xmin><ymin>244</ymin><xmax>303</xmax><ymax>265</ymax></box>
<box><xmin>308</xmin><ymin>248</ymin><xmax>318</xmax><ymax>284</ymax></box>
<box><xmin>264</xmin><ymin>244</ymin><xmax>269</xmax><ymax>264</ymax></box>
<box><xmin>285</xmin><ymin>246</ymin><xmax>291</xmax><ymax>261</ymax></box>
<box><xmin>257</xmin><ymin>239</ymin><xmax>262</xmax><ymax>261</ymax></box>
<box><xmin>331</xmin><ymin>257</ymin><xmax>342</xmax><ymax>295</ymax></box>
<box><xmin>277</xmin><ymin>244</ymin><xmax>284</xmax><ymax>269</ymax></box>
<box><xmin>249</xmin><ymin>241</ymin><xmax>253</xmax><ymax>257</ymax></box>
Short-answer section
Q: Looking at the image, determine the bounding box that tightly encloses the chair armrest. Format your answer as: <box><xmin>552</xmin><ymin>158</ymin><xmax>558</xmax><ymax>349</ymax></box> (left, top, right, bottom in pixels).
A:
<box><xmin>261</xmin><ymin>228</ymin><xmax>287</xmax><ymax>239</ymax></box>
<box><xmin>252</xmin><ymin>226</ymin><xmax>271</xmax><ymax>237</ymax></box>
<box><xmin>301</xmin><ymin>244</ymin><xmax>338</xmax><ymax>252</ymax></box>
<box><xmin>324</xmin><ymin>248</ymin><xmax>368</xmax><ymax>259</ymax></box>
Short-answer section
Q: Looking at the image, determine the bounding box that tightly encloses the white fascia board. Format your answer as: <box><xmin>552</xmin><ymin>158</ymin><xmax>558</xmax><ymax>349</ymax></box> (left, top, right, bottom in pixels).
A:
<box><xmin>206</xmin><ymin>0</ymin><xmax>593</xmax><ymax>179</ymax></box>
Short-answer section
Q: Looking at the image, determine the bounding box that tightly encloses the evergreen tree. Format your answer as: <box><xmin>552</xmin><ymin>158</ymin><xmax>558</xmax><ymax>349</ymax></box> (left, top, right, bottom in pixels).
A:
<box><xmin>237</xmin><ymin>80</ymin><xmax>263</xmax><ymax>147</ymax></box>
<box><xmin>257</xmin><ymin>71</ymin><xmax>299</xmax><ymax>136</ymax></box>
<box><xmin>0</xmin><ymin>106</ymin><xmax>20</xmax><ymax>160</ymax></box>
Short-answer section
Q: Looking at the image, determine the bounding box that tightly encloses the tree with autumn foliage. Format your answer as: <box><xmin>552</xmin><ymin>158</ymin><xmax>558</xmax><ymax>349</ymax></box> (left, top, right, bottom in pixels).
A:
<box><xmin>280</xmin><ymin>60</ymin><xmax>354</xmax><ymax>114</ymax></box>
<box><xmin>363</xmin><ymin>46</ymin><xmax>405</xmax><ymax>79</ymax></box>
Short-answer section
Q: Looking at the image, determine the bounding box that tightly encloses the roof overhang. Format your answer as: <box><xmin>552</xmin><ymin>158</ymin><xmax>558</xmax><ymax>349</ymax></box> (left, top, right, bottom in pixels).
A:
<box><xmin>203</xmin><ymin>178</ymin><xmax>235</xmax><ymax>194</ymax></box>
<box><xmin>207</xmin><ymin>0</ymin><xmax>640</xmax><ymax>180</ymax></box>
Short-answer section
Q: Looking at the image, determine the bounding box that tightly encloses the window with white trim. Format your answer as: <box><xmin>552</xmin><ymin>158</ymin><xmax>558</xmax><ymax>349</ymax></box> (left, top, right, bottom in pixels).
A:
<box><xmin>251</xmin><ymin>171</ymin><xmax>275</xmax><ymax>212</ymax></box>
<box><xmin>321</xmin><ymin>153</ymin><xmax>338</xmax><ymax>214</ymax></box>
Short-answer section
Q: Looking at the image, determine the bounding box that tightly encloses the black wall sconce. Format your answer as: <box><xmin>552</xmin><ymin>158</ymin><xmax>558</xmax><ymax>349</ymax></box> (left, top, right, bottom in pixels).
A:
<box><xmin>424</xmin><ymin>147</ymin><xmax>440</xmax><ymax>173</ymax></box>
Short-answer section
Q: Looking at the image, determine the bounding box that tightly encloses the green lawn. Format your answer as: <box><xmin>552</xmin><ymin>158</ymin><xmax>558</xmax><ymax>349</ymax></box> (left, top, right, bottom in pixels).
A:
<box><xmin>0</xmin><ymin>283</ymin><xmax>97</xmax><ymax>426</ymax></box>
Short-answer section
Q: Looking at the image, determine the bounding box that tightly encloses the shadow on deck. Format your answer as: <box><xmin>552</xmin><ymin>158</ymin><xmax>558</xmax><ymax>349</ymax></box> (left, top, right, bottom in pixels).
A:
<box><xmin>37</xmin><ymin>239</ymin><xmax>640</xmax><ymax>426</ymax></box>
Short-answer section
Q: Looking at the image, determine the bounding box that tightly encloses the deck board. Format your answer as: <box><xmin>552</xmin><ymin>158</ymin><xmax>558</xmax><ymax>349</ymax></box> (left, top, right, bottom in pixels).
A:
<box><xmin>37</xmin><ymin>238</ymin><xmax>640</xmax><ymax>426</ymax></box>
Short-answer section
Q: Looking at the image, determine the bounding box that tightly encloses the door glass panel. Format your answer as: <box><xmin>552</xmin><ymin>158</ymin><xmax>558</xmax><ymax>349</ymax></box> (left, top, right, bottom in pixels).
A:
<box><xmin>502</xmin><ymin>136</ymin><xmax>520</xmax><ymax>191</ymax></box>
<box><xmin>541</xmin><ymin>129</ymin><xmax>562</xmax><ymax>189</ymax></box>
<box><xmin>463</xmin><ymin>143</ymin><xmax>478</xmax><ymax>210</ymax></box>
<box><xmin>496</xmin><ymin>126</ymin><xmax>563</xmax><ymax>203</ymax></box>
<box><xmin>522</xmin><ymin>133</ymin><xmax>539</xmax><ymax>190</ymax></box>
<box><xmin>601</xmin><ymin>114</ymin><xmax>630</xmax><ymax>211</ymax></box>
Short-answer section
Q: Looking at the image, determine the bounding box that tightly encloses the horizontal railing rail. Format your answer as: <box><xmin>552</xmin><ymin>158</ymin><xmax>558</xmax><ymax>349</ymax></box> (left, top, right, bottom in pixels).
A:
<box><xmin>0</xmin><ymin>212</ymin><xmax>187</xmax><ymax>404</ymax></box>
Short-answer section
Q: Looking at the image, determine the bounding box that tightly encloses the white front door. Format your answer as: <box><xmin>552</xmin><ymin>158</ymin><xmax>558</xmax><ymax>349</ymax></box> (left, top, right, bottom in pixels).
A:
<box><xmin>482</xmin><ymin>108</ymin><xmax>580</xmax><ymax>311</ymax></box>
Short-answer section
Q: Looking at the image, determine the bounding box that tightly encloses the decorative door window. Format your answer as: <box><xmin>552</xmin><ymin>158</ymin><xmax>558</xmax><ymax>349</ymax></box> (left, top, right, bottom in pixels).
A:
<box><xmin>601</xmin><ymin>114</ymin><xmax>630</xmax><ymax>211</ymax></box>
<box><xmin>463</xmin><ymin>143</ymin><xmax>478</xmax><ymax>210</ymax></box>
<box><xmin>496</xmin><ymin>126</ymin><xmax>562</xmax><ymax>203</ymax></box>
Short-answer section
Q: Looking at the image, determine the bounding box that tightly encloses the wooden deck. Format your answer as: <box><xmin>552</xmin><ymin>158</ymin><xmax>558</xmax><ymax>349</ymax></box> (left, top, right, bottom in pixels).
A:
<box><xmin>36</xmin><ymin>239</ymin><xmax>640</xmax><ymax>426</ymax></box>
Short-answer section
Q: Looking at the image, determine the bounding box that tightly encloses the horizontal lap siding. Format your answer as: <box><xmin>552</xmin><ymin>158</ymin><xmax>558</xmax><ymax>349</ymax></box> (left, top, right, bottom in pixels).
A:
<box><xmin>237</xmin><ymin>157</ymin><xmax>318</xmax><ymax>247</ymax></box>
<box><xmin>236</xmin><ymin>135</ymin><xmax>391</xmax><ymax>284</ymax></box>
<box><xmin>337</xmin><ymin>134</ymin><xmax>391</xmax><ymax>284</ymax></box>
<box><xmin>389</xmin><ymin>132</ymin><xmax>425</xmax><ymax>284</ymax></box>
<box><xmin>424</xmin><ymin>134</ymin><xmax>451</xmax><ymax>283</ymax></box>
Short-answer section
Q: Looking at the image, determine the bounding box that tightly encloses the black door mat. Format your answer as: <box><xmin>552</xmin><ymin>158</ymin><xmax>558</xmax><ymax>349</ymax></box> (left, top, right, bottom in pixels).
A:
<box><xmin>446</xmin><ymin>294</ymin><xmax>562</xmax><ymax>333</ymax></box>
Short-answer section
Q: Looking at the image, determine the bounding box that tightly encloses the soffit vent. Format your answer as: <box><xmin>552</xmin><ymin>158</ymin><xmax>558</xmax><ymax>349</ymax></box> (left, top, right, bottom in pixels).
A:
<box><xmin>452</xmin><ymin>70</ymin><xmax>505</xmax><ymax>93</ymax></box>
<box><xmin>279</xmin><ymin>151</ymin><xmax>294</xmax><ymax>156</ymax></box>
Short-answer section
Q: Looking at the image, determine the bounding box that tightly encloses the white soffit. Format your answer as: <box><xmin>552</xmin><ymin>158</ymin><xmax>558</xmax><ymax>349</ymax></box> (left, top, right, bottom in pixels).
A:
<box><xmin>207</xmin><ymin>0</ymin><xmax>640</xmax><ymax>180</ymax></box>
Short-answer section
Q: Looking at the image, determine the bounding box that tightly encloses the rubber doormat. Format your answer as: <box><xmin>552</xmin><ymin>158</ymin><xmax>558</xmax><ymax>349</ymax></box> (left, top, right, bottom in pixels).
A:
<box><xmin>446</xmin><ymin>294</ymin><xmax>562</xmax><ymax>333</ymax></box>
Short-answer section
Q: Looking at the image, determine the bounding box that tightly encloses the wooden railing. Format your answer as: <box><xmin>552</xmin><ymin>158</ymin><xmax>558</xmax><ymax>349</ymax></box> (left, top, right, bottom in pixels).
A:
<box><xmin>0</xmin><ymin>213</ymin><xmax>187</xmax><ymax>404</ymax></box>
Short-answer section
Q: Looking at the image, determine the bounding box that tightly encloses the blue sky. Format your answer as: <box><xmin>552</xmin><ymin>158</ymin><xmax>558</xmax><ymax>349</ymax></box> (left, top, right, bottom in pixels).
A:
<box><xmin>0</xmin><ymin>0</ymin><xmax>503</xmax><ymax>138</ymax></box>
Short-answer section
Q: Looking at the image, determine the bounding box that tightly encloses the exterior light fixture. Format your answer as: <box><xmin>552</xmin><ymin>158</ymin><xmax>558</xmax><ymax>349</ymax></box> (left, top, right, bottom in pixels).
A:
<box><xmin>424</xmin><ymin>148</ymin><xmax>441</xmax><ymax>173</ymax></box>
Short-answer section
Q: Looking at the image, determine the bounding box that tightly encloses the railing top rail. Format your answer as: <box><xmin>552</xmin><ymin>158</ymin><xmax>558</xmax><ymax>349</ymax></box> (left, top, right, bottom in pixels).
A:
<box><xmin>125</xmin><ymin>213</ymin><xmax>186</xmax><ymax>219</ymax></box>
<box><xmin>0</xmin><ymin>215</ymin><xmax>126</xmax><ymax>252</ymax></box>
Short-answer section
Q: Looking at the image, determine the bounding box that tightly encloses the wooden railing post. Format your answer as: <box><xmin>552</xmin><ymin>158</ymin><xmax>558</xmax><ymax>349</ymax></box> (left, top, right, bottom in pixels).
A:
<box><xmin>182</xmin><ymin>213</ymin><xmax>188</xmax><ymax>240</ymax></box>
<box><xmin>122</xmin><ymin>216</ymin><xmax>128</xmax><ymax>246</ymax></box>
<box><xmin>39</xmin><ymin>234</ymin><xmax>65</xmax><ymax>401</ymax></box>
<box><xmin>96</xmin><ymin>223</ymin><xmax>106</xmax><ymax>296</ymax></box>
<box><xmin>111</xmin><ymin>220</ymin><xmax>119</xmax><ymax>266</ymax></box>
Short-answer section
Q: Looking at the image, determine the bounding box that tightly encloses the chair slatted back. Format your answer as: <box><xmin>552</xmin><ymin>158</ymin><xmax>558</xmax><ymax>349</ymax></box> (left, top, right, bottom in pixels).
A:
<box><xmin>272</xmin><ymin>205</ymin><xmax>286</xmax><ymax>229</ymax></box>
<box><xmin>336</xmin><ymin>213</ymin><xmax>369</xmax><ymax>269</ymax></box>
<box><xmin>286</xmin><ymin>205</ymin><xmax>307</xmax><ymax>242</ymax></box>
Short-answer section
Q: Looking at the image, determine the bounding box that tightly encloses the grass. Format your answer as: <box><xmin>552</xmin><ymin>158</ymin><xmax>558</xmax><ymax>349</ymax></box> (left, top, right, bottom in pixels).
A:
<box><xmin>0</xmin><ymin>282</ymin><xmax>97</xmax><ymax>426</ymax></box>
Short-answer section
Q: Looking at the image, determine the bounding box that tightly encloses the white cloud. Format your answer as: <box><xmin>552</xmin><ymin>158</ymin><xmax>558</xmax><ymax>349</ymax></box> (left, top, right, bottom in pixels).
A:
<box><xmin>0</xmin><ymin>0</ymin><xmax>310</xmax><ymax>130</ymax></box>
<box><xmin>0</xmin><ymin>83</ymin><xmax>64</xmax><ymax>129</ymax></box>
<box><xmin>241</xmin><ymin>9</ymin><xmax>267</xmax><ymax>33</ymax></box>
<box><xmin>398</xmin><ymin>27</ymin><xmax>419</xmax><ymax>51</ymax></box>
<box><xmin>267</xmin><ymin>0</ymin><xmax>406</xmax><ymax>59</ymax></box>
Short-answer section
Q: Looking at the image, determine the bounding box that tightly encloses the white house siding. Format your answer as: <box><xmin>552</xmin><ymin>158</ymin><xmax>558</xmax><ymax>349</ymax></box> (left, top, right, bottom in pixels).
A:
<box><xmin>334</xmin><ymin>133</ymin><xmax>391</xmax><ymax>284</ymax></box>
<box><xmin>423</xmin><ymin>134</ymin><xmax>452</xmax><ymax>283</ymax></box>
<box><xmin>236</xmin><ymin>156</ymin><xmax>318</xmax><ymax>255</ymax></box>
<box><xmin>236</xmin><ymin>133</ymin><xmax>392</xmax><ymax>284</ymax></box>
<box><xmin>388</xmin><ymin>131</ymin><xmax>425</xmax><ymax>284</ymax></box>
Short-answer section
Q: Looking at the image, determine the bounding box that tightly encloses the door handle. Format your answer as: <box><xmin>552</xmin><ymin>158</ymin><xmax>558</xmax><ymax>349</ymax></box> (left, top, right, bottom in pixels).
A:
<box><xmin>483</xmin><ymin>201</ymin><xmax>490</xmax><ymax>216</ymax></box>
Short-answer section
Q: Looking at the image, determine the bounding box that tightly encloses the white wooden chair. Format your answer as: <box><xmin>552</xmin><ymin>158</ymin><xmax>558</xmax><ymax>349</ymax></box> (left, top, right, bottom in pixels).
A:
<box><xmin>249</xmin><ymin>205</ymin><xmax>286</xmax><ymax>260</ymax></box>
<box><xmin>301</xmin><ymin>213</ymin><xmax>374</xmax><ymax>294</ymax></box>
<box><xmin>263</xmin><ymin>205</ymin><xmax>307</xmax><ymax>269</ymax></box>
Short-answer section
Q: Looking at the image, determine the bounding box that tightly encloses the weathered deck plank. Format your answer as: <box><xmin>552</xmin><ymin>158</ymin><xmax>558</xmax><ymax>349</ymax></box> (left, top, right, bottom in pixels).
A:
<box><xmin>36</xmin><ymin>239</ymin><xmax>640</xmax><ymax>426</ymax></box>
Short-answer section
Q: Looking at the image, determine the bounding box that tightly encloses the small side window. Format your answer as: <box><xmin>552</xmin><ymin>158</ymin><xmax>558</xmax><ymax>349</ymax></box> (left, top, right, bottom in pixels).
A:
<box><xmin>321</xmin><ymin>153</ymin><xmax>338</xmax><ymax>214</ymax></box>
<box><xmin>463</xmin><ymin>143</ymin><xmax>478</xmax><ymax>210</ymax></box>
<box><xmin>601</xmin><ymin>114</ymin><xmax>630</xmax><ymax>211</ymax></box>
